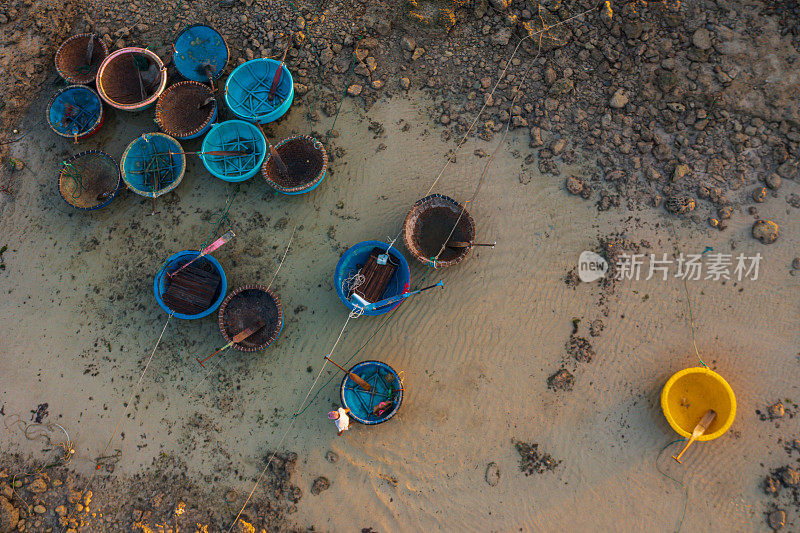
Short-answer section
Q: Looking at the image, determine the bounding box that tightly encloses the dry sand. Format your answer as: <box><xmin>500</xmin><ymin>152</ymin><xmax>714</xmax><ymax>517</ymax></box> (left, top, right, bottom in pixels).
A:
<box><xmin>1</xmin><ymin>87</ymin><xmax>799</xmax><ymax>532</ymax></box>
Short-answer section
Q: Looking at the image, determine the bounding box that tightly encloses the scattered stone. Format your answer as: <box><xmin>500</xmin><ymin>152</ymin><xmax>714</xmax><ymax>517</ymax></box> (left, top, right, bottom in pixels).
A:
<box><xmin>513</xmin><ymin>440</ymin><xmax>561</xmax><ymax>475</ymax></box>
<box><xmin>400</xmin><ymin>35</ymin><xmax>415</xmax><ymax>52</ymax></box>
<box><xmin>399</xmin><ymin>77</ymin><xmax>410</xmax><ymax>90</ymax></box>
<box><xmin>484</xmin><ymin>462</ymin><xmax>500</xmax><ymax>487</ymax></box>
<box><xmin>753</xmin><ymin>187</ymin><xmax>768</xmax><ymax>203</ymax></box>
<box><xmin>589</xmin><ymin>319</ymin><xmax>604</xmax><ymax>337</ymax></box>
<box><xmin>547</xmin><ymin>369</ymin><xmax>575</xmax><ymax>391</ymax></box>
<box><xmin>347</xmin><ymin>84</ymin><xmax>363</xmax><ymax>97</ymax></box>
<box><xmin>325</xmin><ymin>451</ymin><xmax>338</xmax><ymax>463</ymax></box>
<box><xmin>765</xmin><ymin>173</ymin><xmax>781</xmax><ymax>190</ymax></box>
<box><xmin>0</xmin><ymin>496</ymin><xmax>19</xmax><ymax>532</ymax></box>
<box><xmin>769</xmin><ymin>402</ymin><xmax>786</xmax><ymax>419</ymax></box>
<box><xmin>764</xmin><ymin>475</ymin><xmax>780</xmax><ymax>495</ymax></box>
<box><xmin>792</xmin><ymin>258</ymin><xmax>800</xmax><ymax>270</ymax></box>
<box><xmin>27</xmin><ymin>478</ymin><xmax>46</xmax><ymax>494</ymax></box>
<box><xmin>565</xmin><ymin>176</ymin><xmax>584</xmax><ymax>195</ymax></box>
<box><xmin>566</xmin><ymin>335</ymin><xmax>594</xmax><ymax>363</ymax></box>
<box><xmin>33</xmin><ymin>505</ymin><xmax>45</xmax><ymax>514</ymax></box>
<box><xmin>665</xmin><ymin>195</ymin><xmax>696</xmax><ymax>214</ymax></box>
<box><xmin>231</xmin><ymin>518</ymin><xmax>256</xmax><ymax>533</ymax></box>
<box><xmin>768</xmin><ymin>509</ymin><xmax>786</xmax><ymax>531</ymax></box>
<box><xmin>672</xmin><ymin>164</ymin><xmax>690</xmax><ymax>182</ymax></box>
<box><xmin>311</xmin><ymin>477</ymin><xmax>330</xmax><ymax>495</ymax></box>
<box><xmin>609</xmin><ymin>89</ymin><xmax>628</xmax><ymax>109</ymax></box>
<box><xmin>752</xmin><ymin>220</ymin><xmax>779</xmax><ymax>244</ymax></box>
<box><xmin>692</xmin><ymin>28</ymin><xmax>712</xmax><ymax>50</ymax></box>
<box><xmin>780</xmin><ymin>467</ymin><xmax>799</xmax><ymax>487</ymax></box>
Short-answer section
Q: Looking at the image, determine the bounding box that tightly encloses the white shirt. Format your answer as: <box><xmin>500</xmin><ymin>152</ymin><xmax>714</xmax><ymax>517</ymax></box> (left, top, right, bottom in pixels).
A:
<box><xmin>335</xmin><ymin>408</ymin><xmax>350</xmax><ymax>432</ymax></box>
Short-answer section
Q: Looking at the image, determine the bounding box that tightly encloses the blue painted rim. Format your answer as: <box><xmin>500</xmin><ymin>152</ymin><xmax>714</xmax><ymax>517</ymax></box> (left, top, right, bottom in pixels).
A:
<box><xmin>200</xmin><ymin>120</ymin><xmax>267</xmax><ymax>182</ymax></box>
<box><xmin>340</xmin><ymin>360</ymin><xmax>403</xmax><ymax>425</ymax></box>
<box><xmin>173</xmin><ymin>24</ymin><xmax>229</xmax><ymax>82</ymax></box>
<box><xmin>334</xmin><ymin>240</ymin><xmax>411</xmax><ymax>316</ymax></box>
<box><xmin>224</xmin><ymin>58</ymin><xmax>294</xmax><ymax>124</ymax></box>
<box><xmin>154</xmin><ymin>250</ymin><xmax>227</xmax><ymax>320</ymax></box>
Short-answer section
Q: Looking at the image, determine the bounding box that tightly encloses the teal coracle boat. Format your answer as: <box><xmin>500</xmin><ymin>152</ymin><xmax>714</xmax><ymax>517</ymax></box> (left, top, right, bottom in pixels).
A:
<box><xmin>121</xmin><ymin>133</ymin><xmax>185</xmax><ymax>198</ymax></box>
<box><xmin>173</xmin><ymin>24</ymin><xmax>229</xmax><ymax>82</ymax></box>
<box><xmin>47</xmin><ymin>85</ymin><xmax>104</xmax><ymax>141</ymax></box>
<box><xmin>224</xmin><ymin>58</ymin><xmax>294</xmax><ymax>124</ymax></box>
<box><xmin>200</xmin><ymin>120</ymin><xmax>266</xmax><ymax>182</ymax></box>
<box><xmin>340</xmin><ymin>361</ymin><xmax>404</xmax><ymax>425</ymax></box>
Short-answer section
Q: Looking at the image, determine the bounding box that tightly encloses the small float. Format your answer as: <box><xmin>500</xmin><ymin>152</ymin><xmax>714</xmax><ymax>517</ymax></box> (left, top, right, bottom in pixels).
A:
<box><xmin>121</xmin><ymin>133</ymin><xmax>185</xmax><ymax>198</ymax></box>
<box><xmin>224</xmin><ymin>58</ymin><xmax>294</xmax><ymax>124</ymax></box>
<box><xmin>47</xmin><ymin>85</ymin><xmax>104</xmax><ymax>141</ymax></box>
<box><xmin>55</xmin><ymin>33</ymin><xmax>108</xmax><ymax>85</ymax></box>
<box><xmin>334</xmin><ymin>241</ymin><xmax>411</xmax><ymax>316</ymax></box>
<box><xmin>661</xmin><ymin>367</ymin><xmax>736</xmax><ymax>443</ymax></box>
<box><xmin>173</xmin><ymin>24</ymin><xmax>229</xmax><ymax>83</ymax></box>
<box><xmin>154</xmin><ymin>250</ymin><xmax>227</xmax><ymax>320</ymax></box>
<box><xmin>340</xmin><ymin>360</ymin><xmax>404</xmax><ymax>425</ymax></box>
<box><xmin>403</xmin><ymin>194</ymin><xmax>477</xmax><ymax>268</ymax></box>
<box><xmin>217</xmin><ymin>285</ymin><xmax>284</xmax><ymax>352</ymax></box>
<box><xmin>200</xmin><ymin>120</ymin><xmax>266</xmax><ymax>182</ymax></box>
<box><xmin>261</xmin><ymin>134</ymin><xmax>328</xmax><ymax>195</ymax></box>
<box><xmin>155</xmin><ymin>80</ymin><xmax>217</xmax><ymax>140</ymax></box>
<box><xmin>58</xmin><ymin>150</ymin><xmax>121</xmax><ymax>211</ymax></box>
<box><xmin>96</xmin><ymin>47</ymin><xmax>167</xmax><ymax>111</ymax></box>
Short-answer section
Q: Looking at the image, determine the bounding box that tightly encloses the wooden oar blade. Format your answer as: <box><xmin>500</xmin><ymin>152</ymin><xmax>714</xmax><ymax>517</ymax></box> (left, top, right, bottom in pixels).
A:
<box><xmin>232</xmin><ymin>318</ymin><xmax>267</xmax><ymax>343</ymax></box>
<box><xmin>201</xmin><ymin>230</ymin><xmax>235</xmax><ymax>255</ymax></box>
<box><xmin>692</xmin><ymin>410</ymin><xmax>716</xmax><ymax>437</ymax></box>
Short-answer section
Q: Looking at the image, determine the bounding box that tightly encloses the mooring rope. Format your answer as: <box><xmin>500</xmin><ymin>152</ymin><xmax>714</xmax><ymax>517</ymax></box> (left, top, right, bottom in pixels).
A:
<box><xmin>62</xmin><ymin>313</ymin><xmax>173</xmax><ymax>533</ymax></box>
<box><xmin>266</xmin><ymin>225</ymin><xmax>296</xmax><ymax>291</ymax></box>
<box><xmin>656</xmin><ymin>438</ymin><xmax>690</xmax><ymax>532</ymax></box>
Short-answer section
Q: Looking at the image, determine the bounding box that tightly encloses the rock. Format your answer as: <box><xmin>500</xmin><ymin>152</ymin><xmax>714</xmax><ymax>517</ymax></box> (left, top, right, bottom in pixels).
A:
<box><xmin>491</xmin><ymin>27</ymin><xmax>512</xmax><ymax>46</ymax></box>
<box><xmin>371</xmin><ymin>80</ymin><xmax>384</xmax><ymax>90</ymax></box>
<box><xmin>544</xmin><ymin>66</ymin><xmax>557</xmax><ymax>85</ymax></box>
<box><xmin>552</xmin><ymin>138</ymin><xmax>566</xmax><ymax>155</ymax></box>
<box><xmin>764</xmin><ymin>475</ymin><xmax>780</xmax><ymax>494</ymax></box>
<box><xmin>717</xmin><ymin>205</ymin><xmax>732</xmax><ymax>220</ymax></box>
<box><xmin>566</xmin><ymin>336</ymin><xmax>594</xmax><ymax>363</ymax></box>
<box><xmin>33</xmin><ymin>505</ymin><xmax>45</xmax><ymax>515</ymax></box>
<box><xmin>399</xmin><ymin>77</ymin><xmax>410</xmax><ymax>90</ymax></box>
<box><xmin>26</xmin><ymin>479</ymin><xmax>46</xmax><ymax>494</ymax></box>
<box><xmin>55</xmin><ymin>506</ymin><xmax>66</xmax><ymax>517</ymax></box>
<box><xmin>656</xmin><ymin>70</ymin><xmax>679</xmax><ymax>93</ymax></box>
<box><xmin>672</xmin><ymin>164</ymin><xmax>690</xmax><ymax>182</ymax></box>
<box><xmin>489</xmin><ymin>0</ymin><xmax>510</xmax><ymax>10</ymax></box>
<box><xmin>765</xmin><ymin>173</ymin><xmax>781</xmax><ymax>190</ymax></box>
<box><xmin>609</xmin><ymin>89</ymin><xmax>628</xmax><ymax>109</ymax></box>
<box><xmin>325</xmin><ymin>451</ymin><xmax>338</xmax><ymax>463</ymax></box>
<box><xmin>411</xmin><ymin>47</ymin><xmax>425</xmax><ymax>61</ymax></box>
<box><xmin>665</xmin><ymin>195</ymin><xmax>695</xmax><ymax>214</ymax></box>
<box><xmin>294</xmin><ymin>83</ymin><xmax>308</xmax><ymax>96</ymax></box>
<box><xmin>792</xmin><ymin>258</ymin><xmax>800</xmax><ymax>271</ymax></box>
<box><xmin>311</xmin><ymin>477</ymin><xmax>330</xmax><ymax>495</ymax></box>
<box><xmin>692</xmin><ymin>28</ymin><xmax>712</xmax><ymax>50</ymax></box>
<box><xmin>622</xmin><ymin>21</ymin><xmax>643</xmax><ymax>40</ymax></box>
<box><xmin>346</xmin><ymin>84</ymin><xmax>362</xmax><ymax>97</ymax></box>
<box><xmin>287</xmin><ymin>485</ymin><xmax>302</xmax><ymax>503</ymax></box>
<box><xmin>0</xmin><ymin>496</ymin><xmax>19</xmax><ymax>532</ymax></box>
<box><xmin>565</xmin><ymin>176</ymin><xmax>584</xmax><ymax>195</ymax></box>
<box><xmin>769</xmin><ymin>402</ymin><xmax>786</xmax><ymax>418</ymax></box>
<box><xmin>231</xmin><ymin>518</ymin><xmax>256</xmax><ymax>533</ymax></box>
<box><xmin>752</xmin><ymin>220</ymin><xmax>779</xmax><ymax>244</ymax></box>
<box><xmin>768</xmin><ymin>509</ymin><xmax>786</xmax><ymax>531</ymax></box>
<box><xmin>400</xmin><ymin>35</ymin><xmax>415</xmax><ymax>52</ymax></box>
<box><xmin>753</xmin><ymin>187</ymin><xmax>767</xmax><ymax>203</ymax></box>
<box><xmin>485</xmin><ymin>462</ymin><xmax>500</xmax><ymax>487</ymax></box>
<box><xmin>547</xmin><ymin>369</ymin><xmax>575</xmax><ymax>391</ymax></box>
<box><xmin>780</xmin><ymin>467</ymin><xmax>799</xmax><ymax>487</ymax></box>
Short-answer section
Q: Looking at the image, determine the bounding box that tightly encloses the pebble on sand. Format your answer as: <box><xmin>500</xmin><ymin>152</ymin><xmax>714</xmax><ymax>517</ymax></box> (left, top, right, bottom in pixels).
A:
<box><xmin>768</xmin><ymin>509</ymin><xmax>786</xmax><ymax>531</ymax></box>
<box><xmin>752</xmin><ymin>220</ymin><xmax>779</xmax><ymax>244</ymax></box>
<box><xmin>485</xmin><ymin>462</ymin><xmax>500</xmax><ymax>487</ymax></box>
<box><xmin>565</xmin><ymin>176</ymin><xmax>584</xmax><ymax>195</ymax></box>
<box><xmin>609</xmin><ymin>89</ymin><xmax>629</xmax><ymax>109</ymax></box>
<box><xmin>347</xmin><ymin>84</ymin><xmax>363</xmax><ymax>97</ymax></box>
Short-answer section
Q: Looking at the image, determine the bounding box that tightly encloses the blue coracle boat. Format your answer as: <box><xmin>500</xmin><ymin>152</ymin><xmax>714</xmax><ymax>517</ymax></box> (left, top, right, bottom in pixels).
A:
<box><xmin>224</xmin><ymin>58</ymin><xmax>294</xmax><ymax>123</ymax></box>
<box><xmin>334</xmin><ymin>240</ymin><xmax>411</xmax><ymax>316</ymax></box>
<box><xmin>340</xmin><ymin>360</ymin><xmax>404</xmax><ymax>425</ymax></box>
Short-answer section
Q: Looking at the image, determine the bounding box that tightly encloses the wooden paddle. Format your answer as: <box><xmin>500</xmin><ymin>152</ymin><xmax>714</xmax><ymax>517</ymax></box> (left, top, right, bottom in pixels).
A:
<box><xmin>673</xmin><ymin>409</ymin><xmax>716</xmax><ymax>463</ymax></box>
<box><xmin>198</xmin><ymin>96</ymin><xmax>216</xmax><ymax>109</ymax></box>
<box><xmin>197</xmin><ymin>318</ymin><xmax>266</xmax><ymax>367</ymax></box>
<box><xmin>168</xmin><ymin>230</ymin><xmax>235</xmax><ymax>279</ymax></box>
<box><xmin>204</xmin><ymin>64</ymin><xmax>216</xmax><ymax>93</ymax></box>
<box><xmin>447</xmin><ymin>241</ymin><xmax>496</xmax><ymax>249</ymax></box>
<box><xmin>257</xmin><ymin>124</ymin><xmax>290</xmax><ymax>177</ymax></box>
<box><xmin>85</xmin><ymin>34</ymin><xmax>95</xmax><ymax>67</ymax></box>
<box><xmin>169</xmin><ymin>150</ymin><xmax>250</xmax><ymax>157</ymax></box>
<box><xmin>325</xmin><ymin>356</ymin><xmax>372</xmax><ymax>391</ymax></box>
<box><xmin>268</xmin><ymin>32</ymin><xmax>294</xmax><ymax>102</ymax></box>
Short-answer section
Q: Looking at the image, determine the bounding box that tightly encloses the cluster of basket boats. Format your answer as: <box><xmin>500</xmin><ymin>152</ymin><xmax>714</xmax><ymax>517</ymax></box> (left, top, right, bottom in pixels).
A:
<box><xmin>50</xmin><ymin>25</ymin><xmax>480</xmax><ymax>426</ymax></box>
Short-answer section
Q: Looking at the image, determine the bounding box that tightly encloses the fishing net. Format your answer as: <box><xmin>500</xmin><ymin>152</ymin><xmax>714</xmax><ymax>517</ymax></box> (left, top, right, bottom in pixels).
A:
<box><xmin>261</xmin><ymin>135</ymin><xmax>327</xmax><ymax>193</ymax></box>
<box><xmin>402</xmin><ymin>194</ymin><xmax>476</xmax><ymax>268</ymax></box>
<box><xmin>218</xmin><ymin>285</ymin><xmax>283</xmax><ymax>352</ymax></box>
<box><xmin>97</xmin><ymin>48</ymin><xmax>166</xmax><ymax>107</ymax></box>
<box><xmin>58</xmin><ymin>150</ymin><xmax>120</xmax><ymax>210</ymax></box>
<box><xmin>156</xmin><ymin>81</ymin><xmax>216</xmax><ymax>138</ymax></box>
<box><xmin>55</xmin><ymin>33</ymin><xmax>108</xmax><ymax>85</ymax></box>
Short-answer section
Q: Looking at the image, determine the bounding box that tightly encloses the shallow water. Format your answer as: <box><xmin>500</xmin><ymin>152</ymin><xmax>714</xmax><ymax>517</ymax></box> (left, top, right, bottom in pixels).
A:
<box><xmin>1</xmin><ymin>89</ymin><xmax>799</xmax><ymax>531</ymax></box>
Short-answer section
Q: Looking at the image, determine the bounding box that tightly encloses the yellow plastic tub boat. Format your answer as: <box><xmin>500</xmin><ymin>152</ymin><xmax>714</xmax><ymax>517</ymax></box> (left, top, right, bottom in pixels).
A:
<box><xmin>661</xmin><ymin>367</ymin><xmax>736</xmax><ymax>441</ymax></box>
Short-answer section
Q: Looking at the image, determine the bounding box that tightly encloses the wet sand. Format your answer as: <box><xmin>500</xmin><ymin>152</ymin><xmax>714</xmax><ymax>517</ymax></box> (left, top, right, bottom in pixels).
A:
<box><xmin>1</xmin><ymin>89</ymin><xmax>799</xmax><ymax>531</ymax></box>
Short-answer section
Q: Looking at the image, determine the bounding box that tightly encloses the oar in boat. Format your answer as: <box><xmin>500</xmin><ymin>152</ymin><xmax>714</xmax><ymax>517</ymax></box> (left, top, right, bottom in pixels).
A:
<box><xmin>447</xmin><ymin>241</ymin><xmax>496</xmax><ymax>249</ymax></box>
<box><xmin>198</xmin><ymin>96</ymin><xmax>216</xmax><ymax>109</ymax></box>
<box><xmin>324</xmin><ymin>356</ymin><xmax>372</xmax><ymax>391</ymax></box>
<box><xmin>257</xmin><ymin>124</ymin><xmax>290</xmax><ymax>177</ymax></box>
<box><xmin>673</xmin><ymin>409</ymin><xmax>717</xmax><ymax>464</ymax></box>
<box><xmin>359</xmin><ymin>280</ymin><xmax>444</xmax><ymax>313</ymax></box>
<box><xmin>268</xmin><ymin>32</ymin><xmax>294</xmax><ymax>103</ymax></box>
<box><xmin>131</xmin><ymin>53</ymin><xmax>147</xmax><ymax>100</ymax></box>
<box><xmin>204</xmin><ymin>64</ymin><xmax>216</xmax><ymax>93</ymax></box>
<box><xmin>86</xmin><ymin>34</ymin><xmax>95</xmax><ymax>67</ymax></box>
<box><xmin>168</xmin><ymin>149</ymin><xmax>251</xmax><ymax>157</ymax></box>
<box><xmin>196</xmin><ymin>318</ymin><xmax>266</xmax><ymax>367</ymax></box>
<box><xmin>168</xmin><ymin>230</ymin><xmax>236</xmax><ymax>279</ymax></box>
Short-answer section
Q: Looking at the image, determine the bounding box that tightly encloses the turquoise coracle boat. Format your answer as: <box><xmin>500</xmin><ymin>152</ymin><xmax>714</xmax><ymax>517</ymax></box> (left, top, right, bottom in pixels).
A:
<box><xmin>224</xmin><ymin>58</ymin><xmax>294</xmax><ymax>124</ymax></box>
<box><xmin>340</xmin><ymin>361</ymin><xmax>404</xmax><ymax>425</ymax></box>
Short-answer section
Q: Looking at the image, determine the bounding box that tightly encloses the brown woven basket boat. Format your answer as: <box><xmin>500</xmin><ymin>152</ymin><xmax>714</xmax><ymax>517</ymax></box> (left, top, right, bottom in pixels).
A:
<box><xmin>261</xmin><ymin>135</ymin><xmax>327</xmax><ymax>194</ymax></box>
<box><xmin>55</xmin><ymin>34</ymin><xmax>109</xmax><ymax>85</ymax></box>
<box><xmin>155</xmin><ymin>81</ymin><xmax>216</xmax><ymax>139</ymax></box>
<box><xmin>402</xmin><ymin>194</ymin><xmax>476</xmax><ymax>268</ymax></box>
<box><xmin>218</xmin><ymin>285</ymin><xmax>283</xmax><ymax>352</ymax></box>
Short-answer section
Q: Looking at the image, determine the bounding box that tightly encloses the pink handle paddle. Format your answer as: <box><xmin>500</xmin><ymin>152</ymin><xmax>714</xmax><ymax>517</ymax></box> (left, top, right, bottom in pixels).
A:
<box><xmin>168</xmin><ymin>230</ymin><xmax>235</xmax><ymax>278</ymax></box>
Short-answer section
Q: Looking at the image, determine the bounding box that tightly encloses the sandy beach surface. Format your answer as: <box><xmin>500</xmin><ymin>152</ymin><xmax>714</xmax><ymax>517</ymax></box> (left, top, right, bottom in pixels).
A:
<box><xmin>1</xmin><ymin>0</ymin><xmax>799</xmax><ymax>532</ymax></box>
